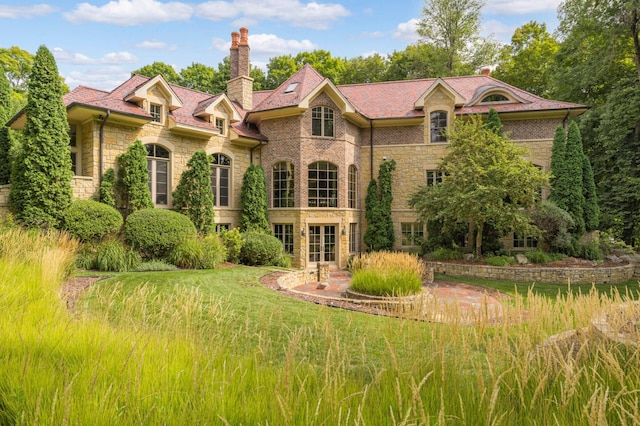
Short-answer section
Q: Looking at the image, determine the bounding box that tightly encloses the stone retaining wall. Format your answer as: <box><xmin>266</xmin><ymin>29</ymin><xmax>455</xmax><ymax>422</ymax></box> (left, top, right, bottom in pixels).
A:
<box><xmin>425</xmin><ymin>261</ymin><xmax>635</xmax><ymax>284</ymax></box>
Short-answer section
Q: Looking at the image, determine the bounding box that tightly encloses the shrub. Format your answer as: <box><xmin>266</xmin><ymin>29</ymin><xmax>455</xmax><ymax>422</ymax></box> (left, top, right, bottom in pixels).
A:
<box><xmin>135</xmin><ymin>259</ymin><xmax>178</xmax><ymax>272</ymax></box>
<box><xmin>579</xmin><ymin>239</ymin><xmax>603</xmax><ymax>261</ymax></box>
<box><xmin>202</xmin><ymin>234</ymin><xmax>227</xmax><ymax>269</ymax></box>
<box><xmin>168</xmin><ymin>238</ymin><xmax>205</xmax><ymax>269</ymax></box>
<box><xmin>430</xmin><ymin>247</ymin><xmax>463</xmax><ymax>261</ymax></box>
<box><xmin>116</xmin><ymin>140</ymin><xmax>153</xmax><ymax>216</ymax></box>
<box><xmin>239</xmin><ymin>164</ymin><xmax>270</xmax><ymax>233</ymax></box>
<box><xmin>350</xmin><ymin>251</ymin><xmax>424</xmax><ymax>296</ymax></box>
<box><xmin>525</xmin><ymin>249</ymin><xmax>552</xmax><ymax>264</ymax></box>
<box><xmin>527</xmin><ymin>201</ymin><xmax>575</xmax><ymax>253</ymax></box>
<box><xmin>220</xmin><ymin>228</ymin><xmax>244</xmax><ymax>263</ymax></box>
<box><xmin>124</xmin><ymin>208</ymin><xmax>197</xmax><ymax>258</ymax></box>
<box><xmin>93</xmin><ymin>239</ymin><xmax>141</xmax><ymax>272</ymax></box>
<box><xmin>63</xmin><ymin>200</ymin><xmax>123</xmax><ymax>242</ymax></box>
<box><xmin>172</xmin><ymin>151</ymin><xmax>214</xmax><ymax>235</ymax></box>
<box><xmin>99</xmin><ymin>168</ymin><xmax>117</xmax><ymax>208</ymax></box>
<box><xmin>240</xmin><ymin>231</ymin><xmax>287</xmax><ymax>266</ymax></box>
<box><xmin>485</xmin><ymin>255</ymin><xmax>515</xmax><ymax>267</ymax></box>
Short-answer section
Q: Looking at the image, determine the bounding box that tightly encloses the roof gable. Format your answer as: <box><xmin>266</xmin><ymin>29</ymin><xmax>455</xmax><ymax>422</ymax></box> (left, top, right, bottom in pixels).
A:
<box><xmin>414</xmin><ymin>78</ymin><xmax>466</xmax><ymax>110</ymax></box>
<box><xmin>124</xmin><ymin>74</ymin><xmax>182</xmax><ymax>110</ymax></box>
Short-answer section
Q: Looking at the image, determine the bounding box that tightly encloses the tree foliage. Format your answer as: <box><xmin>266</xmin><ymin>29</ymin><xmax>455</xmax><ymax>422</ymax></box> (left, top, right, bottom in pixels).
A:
<box><xmin>239</xmin><ymin>164</ymin><xmax>270</xmax><ymax>233</ymax></box>
<box><xmin>485</xmin><ymin>108</ymin><xmax>503</xmax><ymax>135</ymax></box>
<box><xmin>99</xmin><ymin>167</ymin><xmax>116</xmax><ymax>208</ymax></box>
<box><xmin>409</xmin><ymin>117</ymin><xmax>547</xmax><ymax>255</ymax></box>
<box><xmin>116</xmin><ymin>140</ymin><xmax>153</xmax><ymax>217</ymax></box>
<box><xmin>9</xmin><ymin>45</ymin><xmax>72</xmax><ymax>229</ymax></box>
<box><xmin>0</xmin><ymin>70</ymin><xmax>12</xmax><ymax>185</ymax></box>
<box><xmin>132</xmin><ymin>61</ymin><xmax>182</xmax><ymax>84</ymax></box>
<box><xmin>548</xmin><ymin>125</ymin><xmax>568</xmax><ymax>208</ymax></box>
<box><xmin>364</xmin><ymin>160</ymin><xmax>396</xmax><ymax>251</ymax></box>
<box><xmin>582</xmin><ymin>152</ymin><xmax>599</xmax><ymax>231</ymax></box>
<box><xmin>172</xmin><ymin>150</ymin><xmax>214</xmax><ymax>235</ymax></box>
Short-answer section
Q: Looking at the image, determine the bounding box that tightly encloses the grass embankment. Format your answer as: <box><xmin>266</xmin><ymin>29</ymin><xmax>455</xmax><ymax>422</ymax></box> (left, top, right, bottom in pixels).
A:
<box><xmin>2</xmin><ymin>228</ymin><xmax>640</xmax><ymax>424</ymax></box>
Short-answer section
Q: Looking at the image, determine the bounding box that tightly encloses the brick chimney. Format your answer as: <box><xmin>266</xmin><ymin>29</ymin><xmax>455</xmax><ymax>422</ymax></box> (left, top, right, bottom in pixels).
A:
<box><xmin>480</xmin><ymin>66</ymin><xmax>491</xmax><ymax>76</ymax></box>
<box><xmin>227</xmin><ymin>27</ymin><xmax>253</xmax><ymax>110</ymax></box>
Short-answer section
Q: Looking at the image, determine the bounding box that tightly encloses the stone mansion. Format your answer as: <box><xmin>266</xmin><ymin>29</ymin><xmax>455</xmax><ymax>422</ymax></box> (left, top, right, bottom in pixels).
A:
<box><xmin>3</xmin><ymin>28</ymin><xmax>587</xmax><ymax>269</ymax></box>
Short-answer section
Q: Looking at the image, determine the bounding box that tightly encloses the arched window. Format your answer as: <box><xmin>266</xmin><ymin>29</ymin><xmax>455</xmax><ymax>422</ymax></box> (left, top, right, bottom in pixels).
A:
<box><xmin>308</xmin><ymin>161</ymin><xmax>338</xmax><ymax>208</ymax></box>
<box><xmin>348</xmin><ymin>165</ymin><xmax>357</xmax><ymax>209</ymax></box>
<box><xmin>311</xmin><ymin>106</ymin><xmax>334</xmax><ymax>137</ymax></box>
<box><xmin>210</xmin><ymin>153</ymin><xmax>231</xmax><ymax>207</ymax></box>
<box><xmin>273</xmin><ymin>161</ymin><xmax>295</xmax><ymax>208</ymax></box>
<box><xmin>430</xmin><ymin>111</ymin><xmax>447</xmax><ymax>143</ymax></box>
<box><xmin>481</xmin><ymin>93</ymin><xmax>509</xmax><ymax>103</ymax></box>
<box><xmin>145</xmin><ymin>144</ymin><xmax>170</xmax><ymax>206</ymax></box>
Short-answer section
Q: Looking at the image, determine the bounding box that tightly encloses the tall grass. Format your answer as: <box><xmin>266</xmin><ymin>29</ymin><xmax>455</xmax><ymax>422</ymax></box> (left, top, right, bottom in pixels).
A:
<box><xmin>2</xmin><ymin>228</ymin><xmax>640</xmax><ymax>424</ymax></box>
<box><xmin>350</xmin><ymin>251</ymin><xmax>426</xmax><ymax>296</ymax></box>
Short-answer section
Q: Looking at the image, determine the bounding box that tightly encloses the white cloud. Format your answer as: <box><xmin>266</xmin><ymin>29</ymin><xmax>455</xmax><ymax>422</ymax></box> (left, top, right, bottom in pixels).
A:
<box><xmin>135</xmin><ymin>40</ymin><xmax>178</xmax><ymax>50</ymax></box>
<box><xmin>484</xmin><ymin>0</ymin><xmax>561</xmax><ymax>15</ymax></box>
<box><xmin>393</xmin><ymin>19</ymin><xmax>420</xmax><ymax>42</ymax></box>
<box><xmin>64</xmin><ymin>0</ymin><xmax>193</xmax><ymax>25</ymax></box>
<box><xmin>195</xmin><ymin>1</ymin><xmax>240</xmax><ymax>20</ymax></box>
<box><xmin>481</xmin><ymin>19</ymin><xmax>517</xmax><ymax>43</ymax></box>
<box><xmin>53</xmin><ymin>48</ymin><xmax>138</xmax><ymax>65</ymax></box>
<box><xmin>0</xmin><ymin>4</ymin><xmax>56</xmax><ymax>18</ymax></box>
<box><xmin>64</xmin><ymin>67</ymin><xmax>132</xmax><ymax>91</ymax></box>
<box><xmin>212</xmin><ymin>32</ymin><xmax>317</xmax><ymax>56</ymax></box>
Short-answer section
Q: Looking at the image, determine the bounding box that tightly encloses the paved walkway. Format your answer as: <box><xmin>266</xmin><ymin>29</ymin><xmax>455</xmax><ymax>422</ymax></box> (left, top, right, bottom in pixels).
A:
<box><xmin>292</xmin><ymin>270</ymin><xmax>506</xmax><ymax>324</ymax></box>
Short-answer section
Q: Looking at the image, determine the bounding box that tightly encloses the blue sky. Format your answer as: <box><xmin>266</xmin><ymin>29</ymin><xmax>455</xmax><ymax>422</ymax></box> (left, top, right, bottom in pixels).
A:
<box><xmin>1</xmin><ymin>0</ymin><xmax>562</xmax><ymax>91</ymax></box>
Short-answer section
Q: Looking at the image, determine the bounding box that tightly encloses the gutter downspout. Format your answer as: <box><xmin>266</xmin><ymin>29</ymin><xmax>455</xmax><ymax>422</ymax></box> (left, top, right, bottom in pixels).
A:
<box><xmin>99</xmin><ymin>110</ymin><xmax>111</xmax><ymax>183</ymax></box>
<box><xmin>250</xmin><ymin>140</ymin><xmax>264</xmax><ymax>165</ymax></box>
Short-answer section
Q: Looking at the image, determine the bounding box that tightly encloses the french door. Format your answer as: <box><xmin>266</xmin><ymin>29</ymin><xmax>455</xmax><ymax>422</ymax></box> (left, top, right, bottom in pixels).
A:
<box><xmin>308</xmin><ymin>225</ymin><xmax>337</xmax><ymax>266</ymax></box>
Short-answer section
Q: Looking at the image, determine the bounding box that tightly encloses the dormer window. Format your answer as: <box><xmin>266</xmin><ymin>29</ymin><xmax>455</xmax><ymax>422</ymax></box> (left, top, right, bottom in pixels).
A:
<box><xmin>481</xmin><ymin>93</ymin><xmax>510</xmax><ymax>103</ymax></box>
<box><xmin>312</xmin><ymin>106</ymin><xmax>334</xmax><ymax>137</ymax></box>
<box><xmin>150</xmin><ymin>103</ymin><xmax>163</xmax><ymax>123</ymax></box>
<box><xmin>215</xmin><ymin>117</ymin><xmax>226</xmax><ymax>135</ymax></box>
<box><xmin>430</xmin><ymin>111</ymin><xmax>448</xmax><ymax>143</ymax></box>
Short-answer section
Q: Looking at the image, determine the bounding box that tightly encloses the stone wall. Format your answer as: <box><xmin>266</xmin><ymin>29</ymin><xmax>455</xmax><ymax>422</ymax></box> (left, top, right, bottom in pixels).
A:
<box><xmin>425</xmin><ymin>261</ymin><xmax>635</xmax><ymax>284</ymax></box>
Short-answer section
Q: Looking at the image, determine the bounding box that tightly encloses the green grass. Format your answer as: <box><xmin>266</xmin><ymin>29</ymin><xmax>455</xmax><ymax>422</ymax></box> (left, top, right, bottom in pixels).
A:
<box><xmin>3</xmin><ymin>228</ymin><xmax>640</xmax><ymax>424</ymax></box>
<box><xmin>437</xmin><ymin>273</ymin><xmax>640</xmax><ymax>299</ymax></box>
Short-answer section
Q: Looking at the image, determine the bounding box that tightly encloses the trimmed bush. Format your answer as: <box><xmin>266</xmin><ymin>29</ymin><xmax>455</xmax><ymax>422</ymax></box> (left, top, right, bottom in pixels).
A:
<box><xmin>430</xmin><ymin>247</ymin><xmax>463</xmax><ymax>261</ymax></box>
<box><xmin>240</xmin><ymin>231</ymin><xmax>287</xmax><ymax>266</ymax></box>
<box><xmin>63</xmin><ymin>200</ymin><xmax>123</xmax><ymax>241</ymax></box>
<box><xmin>485</xmin><ymin>255</ymin><xmax>515</xmax><ymax>267</ymax></box>
<box><xmin>350</xmin><ymin>251</ymin><xmax>424</xmax><ymax>296</ymax></box>
<box><xmin>219</xmin><ymin>228</ymin><xmax>244</xmax><ymax>263</ymax></box>
<box><xmin>124</xmin><ymin>208</ymin><xmax>197</xmax><ymax>258</ymax></box>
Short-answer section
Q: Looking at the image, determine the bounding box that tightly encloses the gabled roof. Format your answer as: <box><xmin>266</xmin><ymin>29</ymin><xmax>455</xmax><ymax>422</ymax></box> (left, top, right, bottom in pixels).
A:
<box><xmin>252</xmin><ymin>64</ymin><xmax>326</xmax><ymax>112</ymax></box>
<box><xmin>124</xmin><ymin>74</ymin><xmax>182</xmax><ymax>110</ymax></box>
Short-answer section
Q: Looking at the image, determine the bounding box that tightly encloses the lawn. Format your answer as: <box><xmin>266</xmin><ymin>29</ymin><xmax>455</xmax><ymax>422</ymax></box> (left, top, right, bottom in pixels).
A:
<box><xmin>2</xmin><ymin>228</ymin><xmax>640</xmax><ymax>425</ymax></box>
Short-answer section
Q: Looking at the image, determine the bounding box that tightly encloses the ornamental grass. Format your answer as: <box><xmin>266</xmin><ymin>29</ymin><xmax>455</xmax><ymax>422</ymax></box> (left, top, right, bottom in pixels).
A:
<box><xmin>350</xmin><ymin>250</ymin><xmax>426</xmax><ymax>296</ymax></box>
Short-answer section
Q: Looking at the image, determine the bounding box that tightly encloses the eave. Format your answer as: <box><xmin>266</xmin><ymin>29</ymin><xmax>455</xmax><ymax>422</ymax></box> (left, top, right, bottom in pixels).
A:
<box><xmin>457</xmin><ymin>107</ymin><xmax>589</xmax><ymax>120</ymax></box>
<box><xmin>230</xmin><ymin>131</ymin><xmax>267</xmax><ymax>147</ymax></box>
<box><xmin>245</xmin><ymin>106</ymin><xmax>307</xmax><ymax>124</ymax></box>
<box><xmin>167</xmin><ymin>118</ymin><xmax>218</xmax><ymax>139</ymax></box>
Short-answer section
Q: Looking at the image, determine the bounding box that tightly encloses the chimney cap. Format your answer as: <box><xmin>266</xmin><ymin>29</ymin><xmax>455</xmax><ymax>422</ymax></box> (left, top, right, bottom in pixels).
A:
<box><xmin>480</xmin><ymin>66</ymin><xmax>491</xmax><ymax>76</ymax></box>
<box><xmin>231</xmin><ymin>31</ymin><xmax>239</xmax><ymax>49</ymax></box>
<box><xmin>239</xmin><ymin>27</ymin><xmax>249</xmax><ymax>45</ymax></box>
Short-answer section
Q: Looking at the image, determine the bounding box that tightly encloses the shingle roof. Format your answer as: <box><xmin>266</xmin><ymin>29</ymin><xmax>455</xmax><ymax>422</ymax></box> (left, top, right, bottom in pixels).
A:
<box><xmin>252</xmin><ymin>64</ymin><xmax>326</xmax><ymax>112</ymax></box>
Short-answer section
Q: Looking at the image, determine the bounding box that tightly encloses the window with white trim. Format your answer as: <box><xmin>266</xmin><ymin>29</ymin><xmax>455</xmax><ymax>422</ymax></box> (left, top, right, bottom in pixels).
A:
<box><xmin>426</xmin><ymin>170</ymin><xmax>444</xmax><ymax>186</ymax></box>
<box><xmin>215</xmin><ymin>117</ymin><xmax>226</xmax><ymax>135</ymax></box>
<box><xmin>311</xmin><ymin>106</ymin><xmax>334</xmax><ymax>137</ymax></box>
<box><xmin>145</xmin><ymin>144</ymin><xmax>170</xmax><ymax>206</ymax></box>
<box><xmin>150</xmin><ymin>103</ymin><xmax>163</xmax><ymax>123</ymax></box>
<box><xmin>430</xmin><ymin>111</ymin><xmax>447</xmax><ymax>143</ymax></box>
<box><xmin>308</xmin><ymin>161</ymin><xmax>338</xmax><ymax>208</ymax></box>
<box><xmin>401</xmin><ymin>223</ymin><xmax>424</xmax><ymax>246</ymax></box>
<box><xmin>348</xmin><ymin>165</ymin><xmax>358</xmax><ymax>209</ymax></box>
<box><xmin>274</xmin><ymin>224</ymin><xmax>294</xmax><ymax>254</ymax></box>
<box><xmin>211</xmin><ymin>153</ymin><xmax>231</xmax><ymax>207</ymax></box>
<box><xmin>349</xmin><ymin>223</ymin><xmax>358</xmax><ymax>253</ymax></box>
<box><xmin>273</xmin><ymin>161</ymin><xmax>295</xmax><ymax>208</ymax></box>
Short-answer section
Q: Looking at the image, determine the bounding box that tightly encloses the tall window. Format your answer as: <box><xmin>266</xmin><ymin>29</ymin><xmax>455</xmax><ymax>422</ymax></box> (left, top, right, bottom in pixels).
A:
<box><xmin>215</xmin><ymin>117</ymin><xmax>225</xmax><ymax>135</ymax></box>
<box><xmin>273</xmin><ymin>161</ymin><xmax>295</xmax><ymax>207</ymax></box>
<box><xmin>514</xmin><ymin>234</ymin><xmax>537</xmax><ymax>249</ymax></box>
<box><xmin>145</xmin><ymin>144</ymin><xmax>170</xmax><ymax>206</ymax></box>
<box><xmin>349</xmin><ymin>223</ymin><xmax>358</xmax><ymax>253</ymax></box>
<box><xmin>426</xmin><ymin>170</ymin><xmax>444</xmax><ymax>186</ymax></box>
<box><xmin>150</xmin><ymin>103</ymin><xmax>162</xmax><ymax>123</ymax></box>
<box><xmin>211</xmin><ymin>153</ymin><xmax>230</xmax><ymax>207</ymax></box>
<box><xmin>401</xmin><ymin>223</ymin><xmax>424</xmax><ymax>246</ymax></box>
<box><xmin>308</xmin><ymin>161</ymin><xmax>338</xmax><ymax>208</ymax></box>
<box><xmin>69</xmin><ymin>124</ymin><xmax>79</xmax><ymax>175</ymax></box>
<box><xmin>311</xmin><ymin>106</ymin><xmax>334</xmax><ymax>137</ymax></box>
<box><xmin>430</xmin><ymin>111</ymin><xmax>447</xmax><ymax>143</ymax></box>
<box><xmin>348</xmin><ymin>165</ymin><xmax>357</xmax><ymax>209</ymax></box>
<box><xmin>274</xmin><ymin>224</ymin><xmax>294</xmax><ymax>254</ymax></box>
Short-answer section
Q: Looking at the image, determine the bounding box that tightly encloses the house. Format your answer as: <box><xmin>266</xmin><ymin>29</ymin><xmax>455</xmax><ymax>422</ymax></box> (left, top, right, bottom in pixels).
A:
<box><xmin>2</xmin><ymin>28</ymin><xmax>587</xmax><ymax>269</ymax></box>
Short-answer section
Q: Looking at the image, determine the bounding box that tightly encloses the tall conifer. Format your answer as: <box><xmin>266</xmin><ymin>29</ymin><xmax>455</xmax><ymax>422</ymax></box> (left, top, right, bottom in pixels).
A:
<box><xmin>582</xmin><ymin>151</ymin><xmax>599</xmax><ymax>231</ymax></box>
<box><xmin>548</xmin><ymin>125</ymin><xmax>568</xmax><ymax>210</ymax></box>
<box><xmin>240</xmin><ymin>164</ymin><xmax>270</xmax><ymax>233</ymax></box>
<box><xmin>485</xmin><ymin>108</ymin><xmax>503</xmax><ymax>135</ymax></box>
<box><xmin>173</xmin><ymin>151</ymin><xmax>215</xmax><ymax>235</ymax></box>
<box><xmin>0</xmin><ymin>71</ymin><xmax>12</xmax><ymax>184</ymax></box>
<box><xmin>9</xmin><ymin>45</ymin><xmax>72</xmax><ymax>228</ymax></box>
<box><xmin>564</xmin><ymin>121</ymin><xmax>586</xmax><ymax>234</ymax></box>
<box><xmin>116</xmin><ymin>140</ymin><xmax>153</xmax><ymax>216</ymax></box>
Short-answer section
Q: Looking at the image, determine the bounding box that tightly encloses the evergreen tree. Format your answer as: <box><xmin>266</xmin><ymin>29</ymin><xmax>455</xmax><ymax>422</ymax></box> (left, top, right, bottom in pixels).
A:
<box><xmin>9</xmin><ymin>45</ymin><xmax>72</xmax><ymax>228</ymax></box>
<box><xmin>98</xmin><ymin>167</ymin><xmax>116</xmax><ymax>208</ymax></box>
<box><xmin>364</xmin><ymin>160</ymin><xmax>397</xmax><ymax>251</ymax></box>
<box><xmin>582</xmin><ymin>152</ymin><xmax>599</xmax><ymax>231</ymax></box>
<box><xmin>548</xmin><ymin>125</ymin><xmax>568</xmax><ymax>209</ymax></box>
<box><xmin>239</xmin><ymin>164</ymin><xmax>270</xmax><ymax>233</ymax></box>
<box><xmin>0</xmin><ymin>71</ymin><xmax>12</xmax><ymax>184</ymax></box>
<box><xmin>172</xmin><ymin>151</ymin><xmax>215</xmax><ymax>235</ymax></box>
<box><xmin>485</xmin><ymin>108</ymin><xmax>503</xmax><ymax>135</ymax></box>
<box><xmin>564</xmin><ymin>121</ymin><xmax>586</xmax><ymax>234</ymax></box>
<box><xmin>116</xmin><ymin>140</ymin><xmax>153</xmax><ymax>217</ymax></box>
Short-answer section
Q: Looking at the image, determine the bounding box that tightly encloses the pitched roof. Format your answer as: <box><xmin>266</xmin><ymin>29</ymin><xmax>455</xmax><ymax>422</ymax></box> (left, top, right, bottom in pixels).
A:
<box><xmin>252</xmin><ymin>64</ymin><xmax>326</xmax><ymax>112</ymax></box>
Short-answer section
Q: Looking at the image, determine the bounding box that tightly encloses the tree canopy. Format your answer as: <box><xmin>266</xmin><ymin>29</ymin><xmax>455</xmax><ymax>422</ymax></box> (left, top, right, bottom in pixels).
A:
<box><xmin>409</xmin><ymin>117</ymin><xmax>547</xmax><ymax>255</ymax></box>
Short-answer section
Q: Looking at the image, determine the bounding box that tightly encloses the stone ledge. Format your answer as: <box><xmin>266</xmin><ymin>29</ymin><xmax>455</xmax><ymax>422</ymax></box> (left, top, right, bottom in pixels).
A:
<box><xmin>425</xmin><ymin>261</ymin><xmax>635</xmax><ymax>284</ymax></box>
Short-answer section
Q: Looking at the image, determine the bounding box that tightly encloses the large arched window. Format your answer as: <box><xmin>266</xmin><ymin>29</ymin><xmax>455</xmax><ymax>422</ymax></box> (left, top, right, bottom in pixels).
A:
<box><xmin>273</xmin><ymin>161</ymin><xmax>295</xmax><ymax>208</ymax></box>
<box><xmin>430</xmin><ymin>111</ymin><xmax>448</xmax><ymax>143</ymax></box>
<box><xmin>308</xmin><ymin>161</ymin><xmax>338</xmax><ymax>208</ymax></box>
<box><xmin>311</xmin><ymin>106</ymin><xmax>334</xmax><ymax>137</ymax></box>
<box><xmin>145</xmin><ymin>144</ymin><xmax>170</xmax><ymax>206</ymax></box>
<box><xmin>348</xmin><ymin>165</ymin><xmax>357</xmax><ymax>209</ymax></box>
<box><xmin>210</xmin><ymin>153</ymin><xmax>230</xmax><ymax>207</ymax></box>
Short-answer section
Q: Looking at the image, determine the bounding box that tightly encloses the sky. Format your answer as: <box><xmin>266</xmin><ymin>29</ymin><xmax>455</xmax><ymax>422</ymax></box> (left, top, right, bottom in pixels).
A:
<box><xmin>1</xmin><ymin>0</ymin><xmax>563</xmax><ymax>91</ymax></box>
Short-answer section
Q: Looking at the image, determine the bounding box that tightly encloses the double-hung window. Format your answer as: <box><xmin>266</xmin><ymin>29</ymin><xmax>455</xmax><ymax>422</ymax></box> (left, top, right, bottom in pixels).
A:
<box><xmin>401</xmin><ymin>223</ymin><xmax>424</xmax><ymax>246</ymax></box>
<box><xmin>348</xmin><ymin>165</ymin><xmax>358</xmax><ymax>209</ymax></box>
<box><xmin>145</xmin><ymin>144</ymin><xmax>170</xmax><ymax>206</ymax></box>
<box><xmin>211</xmin><ymin>153</ymin><xmax>231</xmax><ymax>207</ymax></box>
<box><xmin>150</xmin><ymin>103</ymin><xmax>163</xmax><ymax>123</ymax></box>
<box><xmin>311</xmin><ymin>106</ymin><xmax>334</xmax><ymax>137</ymax></box>
<box><xmin>430</xmin><ymin>111</ymin><xmax>447</xmax><ymax>143</ymax></box>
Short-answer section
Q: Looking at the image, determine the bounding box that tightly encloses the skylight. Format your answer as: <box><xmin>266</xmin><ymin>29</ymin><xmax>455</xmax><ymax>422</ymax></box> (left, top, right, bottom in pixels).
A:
<box><xmin>284</xmin><ymin>82</ymin><xmax>299</xmax><ymax>93</ymax></box>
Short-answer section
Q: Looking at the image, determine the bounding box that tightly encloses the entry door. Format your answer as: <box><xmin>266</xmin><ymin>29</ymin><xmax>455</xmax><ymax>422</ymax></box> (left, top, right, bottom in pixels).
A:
<box><xmin>308</xmin><ymin>225</ymin><xmax>337</xmax><ymax>265</ymax></box>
